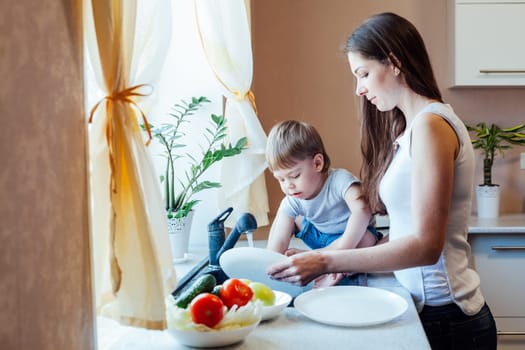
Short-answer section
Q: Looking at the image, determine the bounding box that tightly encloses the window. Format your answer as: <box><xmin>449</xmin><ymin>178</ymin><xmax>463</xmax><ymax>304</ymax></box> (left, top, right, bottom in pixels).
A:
<box><xmin>84</xmin><ymin>0</ymin><xmax>224</xmax><ymax>249</ymax></box>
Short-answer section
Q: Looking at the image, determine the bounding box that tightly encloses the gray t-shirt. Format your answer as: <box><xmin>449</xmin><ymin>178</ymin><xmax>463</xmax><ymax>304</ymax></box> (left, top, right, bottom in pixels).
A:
<box><xmin>278</xmin><ymin>168</ymin><xmax>360</xmax><ymax>234</ymax></box>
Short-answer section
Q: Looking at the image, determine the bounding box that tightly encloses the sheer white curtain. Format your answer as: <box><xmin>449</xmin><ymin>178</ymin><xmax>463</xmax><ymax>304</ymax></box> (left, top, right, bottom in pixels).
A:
<box><xmin>84</xmin><ymin>0</ymin><xmax>176</xmax><ymax>330</ymax></box>
<box><xmin>195</xmin><ymin>0</ymin><xmax>269</xmax><ymax>227</ymax></box>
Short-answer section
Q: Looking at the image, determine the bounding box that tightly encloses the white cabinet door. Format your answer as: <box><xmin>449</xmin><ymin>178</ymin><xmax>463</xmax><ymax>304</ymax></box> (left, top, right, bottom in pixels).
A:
<box><xmin>469</xmin><ymin>234</ymin><xmax>525</xmax><ymax>317</ymax></box>
<box><xmin>469</xmin><ymin>234</ymin><xmax>525</xmax><ymax>349</ymax></box>
<box><xmin>454</xmin><ymin>1</ymin><xmax>525</xmax><ymax>86</ymax></box>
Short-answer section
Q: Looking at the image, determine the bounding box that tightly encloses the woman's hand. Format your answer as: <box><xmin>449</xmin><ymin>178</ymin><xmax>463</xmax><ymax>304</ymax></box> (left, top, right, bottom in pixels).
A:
<box><xmin>266</xmin><ymin>250</ymin><xmax>328</xmax><ymax>286</ymax></box>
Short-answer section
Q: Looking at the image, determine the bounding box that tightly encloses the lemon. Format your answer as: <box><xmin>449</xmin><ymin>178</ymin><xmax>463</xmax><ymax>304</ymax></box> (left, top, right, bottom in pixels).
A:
<box><xmin>249</xmin><ymin>282</ymin><xmax>275</xmax><ymax>306</ymax></box>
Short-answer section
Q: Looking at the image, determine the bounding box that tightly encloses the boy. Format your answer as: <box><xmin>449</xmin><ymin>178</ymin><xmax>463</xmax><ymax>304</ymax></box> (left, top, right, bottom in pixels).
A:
<box><xmin>265</xmin><ymin>120</ymin><xmax>381</xmax><ymax>286</ymax></box>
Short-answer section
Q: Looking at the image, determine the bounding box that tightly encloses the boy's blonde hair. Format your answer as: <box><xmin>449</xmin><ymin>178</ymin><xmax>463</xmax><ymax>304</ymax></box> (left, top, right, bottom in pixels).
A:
<box><xmin>266</xmin><ymin>120</ymin><xmax>330</xmax><ymax>172</ymax></box>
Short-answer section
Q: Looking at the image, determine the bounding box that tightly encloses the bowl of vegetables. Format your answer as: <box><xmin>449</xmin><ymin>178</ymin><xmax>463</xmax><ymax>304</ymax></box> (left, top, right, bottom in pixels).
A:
<box><xmin>165</xmin><ymin>275</ymin><xmax>262</xmax><ymax>348</ymax></box>
<box><xmin>166</xmin><ymin>304</ymin><xmax>260</xmax><ymax>348</ymax></box>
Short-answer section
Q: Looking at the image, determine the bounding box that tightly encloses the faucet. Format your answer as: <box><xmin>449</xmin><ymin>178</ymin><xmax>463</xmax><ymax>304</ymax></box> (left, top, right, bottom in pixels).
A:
<box><xmin>207</xmin><ymin>207</ymin><xmax>257</xmax><ymax>282</ymax></box>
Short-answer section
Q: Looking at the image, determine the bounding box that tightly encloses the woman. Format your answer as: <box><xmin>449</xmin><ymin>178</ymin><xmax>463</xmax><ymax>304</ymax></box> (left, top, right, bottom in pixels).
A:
<box><xmin>267</xmin><ymin>12</ymin><xmax>497</xmax><ymax>349</ymax></box>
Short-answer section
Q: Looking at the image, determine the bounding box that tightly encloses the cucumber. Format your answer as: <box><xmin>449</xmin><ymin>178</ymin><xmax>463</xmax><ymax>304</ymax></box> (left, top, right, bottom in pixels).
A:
<box><xmin>174</xmin><ymin>274</ymin><xmax>216</xmax><ymax>309</ymax></box>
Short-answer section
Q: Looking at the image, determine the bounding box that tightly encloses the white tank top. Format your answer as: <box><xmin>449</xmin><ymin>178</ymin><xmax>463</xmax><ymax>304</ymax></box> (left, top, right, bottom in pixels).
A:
<box><xmin>379</xmin><ymin>102</ymin><xmax>485</xmax><ymax>315</ymax></box>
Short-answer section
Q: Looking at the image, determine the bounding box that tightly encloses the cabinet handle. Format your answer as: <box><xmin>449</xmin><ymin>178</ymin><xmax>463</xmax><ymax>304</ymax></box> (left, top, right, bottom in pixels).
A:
<box><xmin>498</xmin><ymin>331</ymin><xmax>525</xmax><ymax>336</ymax></box>
<box><xmin>491</xmin><ymin>246</ymin><xmax>525</xmax><ymax>251</ymax></box>
<box><xmin>479</xmin><ymin>69</ymin><xmax>525</xmax><ymax>74</ymax></box>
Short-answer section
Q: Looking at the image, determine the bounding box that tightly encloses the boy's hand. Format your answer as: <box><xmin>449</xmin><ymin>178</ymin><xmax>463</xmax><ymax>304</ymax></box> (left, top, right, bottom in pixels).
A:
<box><xmin>284</xmin><ymin>248</ymin><xmax>306</xmax><ymax>256</ymax></box>
<box><xmin>313</xmin><ymin>273</ymin><xmax>344</xmax><ymax>288</ymax></box>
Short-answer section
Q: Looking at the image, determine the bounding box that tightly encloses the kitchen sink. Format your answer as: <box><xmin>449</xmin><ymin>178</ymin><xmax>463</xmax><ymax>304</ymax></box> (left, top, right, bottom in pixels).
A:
<box><xmin>171</xmin><ymin>255</ymin><xmax>369</xmax><ymax>303</ymax></box>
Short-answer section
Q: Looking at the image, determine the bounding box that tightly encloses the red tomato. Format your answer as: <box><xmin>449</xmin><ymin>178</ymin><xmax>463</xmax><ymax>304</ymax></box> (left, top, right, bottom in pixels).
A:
<box><xmin>219</xmin><ymin>278</ymin><xmax>254</xmax><ymax>309</ymax></box>
<box><xmin>189</xmin><ymin>293</ymin><xmax>225</xmax><ymax>328</ymax></box>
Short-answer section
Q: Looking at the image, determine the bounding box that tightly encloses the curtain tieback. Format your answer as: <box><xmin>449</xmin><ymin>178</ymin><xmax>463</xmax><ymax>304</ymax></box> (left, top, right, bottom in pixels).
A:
<box><xmin>88</xmin><ymin>84</ymin><xmax>154</xmax><ymax>145</ymax></box>
<box><xmin>233</xmin><ymin>89</ymin><xmax>258</xmax><ymax>116</ymax></box>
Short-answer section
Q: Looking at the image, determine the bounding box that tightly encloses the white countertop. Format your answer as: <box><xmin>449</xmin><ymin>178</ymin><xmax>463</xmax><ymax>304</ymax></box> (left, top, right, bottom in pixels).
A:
<box><xmin>242</xmin><ymin>274</ymin><xmax>430</xmax><ymax>350</ymax></box>
<box><xmin>97</xmin><ymin>240</ymin><xmax>430</xmax><ymax>349</ymax></box>
<box><xmin>468</xmin><ymin>214</ymin><xmax>525</xmax><ymax>234</ymax></box>
<box><xmin>97</xmin><ymin>274</ymin><xmax>429</xmax><ymax>350</ymax></box>
<box><xmin>375</xmin><ymin>214</ymin><xmax>525</xmax><ymax>234</ymax></box>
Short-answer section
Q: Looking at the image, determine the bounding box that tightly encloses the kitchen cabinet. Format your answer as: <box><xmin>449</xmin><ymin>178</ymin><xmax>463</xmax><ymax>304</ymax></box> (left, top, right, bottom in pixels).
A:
<box><xmin>452</xmin><ymin>0</ymin><xmax>525</xmax><ymax>86</ymax></box>
<box><xmin>468</xmin><ymin>214</ymin><xmax>525</xmax><ymax>350</ymax></box>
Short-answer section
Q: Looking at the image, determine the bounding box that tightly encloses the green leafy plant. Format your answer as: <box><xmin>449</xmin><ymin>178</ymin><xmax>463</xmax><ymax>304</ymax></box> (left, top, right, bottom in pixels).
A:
<box><xmin>466</xmin><ymin>122</ymin><xmax>525</xmax><ymax>186</ymax></box>
<box><xmin>147</xmin><ymin>96</ymin><xmax>247</xmax><ymax>219</ymax></box>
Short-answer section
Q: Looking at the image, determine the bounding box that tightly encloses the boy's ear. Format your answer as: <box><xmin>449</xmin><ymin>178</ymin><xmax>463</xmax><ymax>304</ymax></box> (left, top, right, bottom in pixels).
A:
<box><xmin>313</xmin><ymin>153</ymin><xmax>324</xmax><ymax>171</ymax></box>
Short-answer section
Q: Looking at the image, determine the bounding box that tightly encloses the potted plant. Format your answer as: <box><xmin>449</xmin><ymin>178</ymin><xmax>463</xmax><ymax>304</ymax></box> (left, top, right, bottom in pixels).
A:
<box><xmin>466</xmin><ymin>122</ymin><xmax>525</xmax><ymax>218</ymax></box>
<box><xmin>146</xmin><ymin>96</ymin><xmax>247</xmax><ymax>260</ymax></box>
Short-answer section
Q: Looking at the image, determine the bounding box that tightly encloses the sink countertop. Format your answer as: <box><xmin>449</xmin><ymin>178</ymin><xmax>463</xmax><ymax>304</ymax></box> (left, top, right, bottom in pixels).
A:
<box><xmin>375</xmin><ymin>213</ymin><xmax>525</xmax><ymax>234</ymax></box>
<box><xmin>98</xmin><ymin>239</ymin><xmax>430</xmax><ymax>350</ymax></box>
<box><xmin>97</xmin><ymin>273</ymin><xmax>430</xmax><ymax>350</ymax></box>
<box><xmin>244</xmin><ymin>273</ymin><xmax>430</xmax><ymax>350</ymax></box>
<box><xmin>468</xmin><ymin>213</ymin><xmax>525</xmax><ymax>234</ymax></box>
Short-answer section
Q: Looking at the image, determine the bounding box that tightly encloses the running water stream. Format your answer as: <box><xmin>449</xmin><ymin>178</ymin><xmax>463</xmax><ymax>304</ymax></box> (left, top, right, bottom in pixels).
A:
<box><xmin>246</xmin><ymin>232</ymin><xmax>254</xmax><ymax>247</ymax></box>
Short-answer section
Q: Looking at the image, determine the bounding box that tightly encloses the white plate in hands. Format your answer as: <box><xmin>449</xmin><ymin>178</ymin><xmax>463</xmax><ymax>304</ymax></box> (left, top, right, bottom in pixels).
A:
<box><xmin>294</xmin><ymin>286</ymin><xmax>408</xmax><ymax>327</ymax></box>
<box><xmin>219</xmin><ymin>247</ymin><xmax>312</xmax><ymax>297</ymax></box>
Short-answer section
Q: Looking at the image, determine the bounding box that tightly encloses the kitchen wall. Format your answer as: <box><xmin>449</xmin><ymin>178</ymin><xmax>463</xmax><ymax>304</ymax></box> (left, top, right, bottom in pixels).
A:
<box><xmin>0</xmin><ymin>1</ymin><xmax>94</xmax><ymax>349</ymax></box>
<box><xmin>252</xmin><ymin>0</ymin><xmax>525</xmax><ymax>225</ymax></box>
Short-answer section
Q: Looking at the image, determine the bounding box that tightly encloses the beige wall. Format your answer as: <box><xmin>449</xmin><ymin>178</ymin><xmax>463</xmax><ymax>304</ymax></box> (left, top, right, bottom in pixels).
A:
<box><xmin>252</xmin><ymin>0</ymin><xmax>525</xmax><ymax>222</ymax></box>
<box><xmin>0</xmin><ymin>1</ymin><xmax>94</xmax><ymax>349</ymax></box>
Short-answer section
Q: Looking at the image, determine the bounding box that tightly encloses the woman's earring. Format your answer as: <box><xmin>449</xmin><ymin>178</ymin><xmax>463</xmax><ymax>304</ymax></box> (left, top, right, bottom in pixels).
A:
<box><xmin>394</xmin><ymin>67</ymin><xmax>400</xmax><ymax>76</ymax></box>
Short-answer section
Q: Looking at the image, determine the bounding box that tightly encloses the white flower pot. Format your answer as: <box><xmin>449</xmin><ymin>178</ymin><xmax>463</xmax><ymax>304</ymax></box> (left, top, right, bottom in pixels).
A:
<box><xmin>167</xmin><ymin>211</ymin><xmax>194</xmax><ymax>262</ymax></box>
<box><xmin>476</xmin><ymin>185</ymin><xmax>500</xmax><ymax>219</ymax></box>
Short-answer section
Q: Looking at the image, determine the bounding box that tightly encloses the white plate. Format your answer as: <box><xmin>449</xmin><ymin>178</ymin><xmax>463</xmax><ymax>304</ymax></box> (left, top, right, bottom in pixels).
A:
<box><xmin>166</xmin><ymin>322</ymin><xmax>258</xmax><ymax>348</ymax></box>
<box><xmin>261</xmin><ymin>290</ymin><xmax>292</xmax><ymax>321</ymax></box>
<box><xmin>294</xmin><ymin>286</ymin><xmax>408</xmax><ymax>327</ymax></box>
<box><xmin>219</xmin><ymin>247</ymin><xmax>313</xmax><ymax>297</ymax></box>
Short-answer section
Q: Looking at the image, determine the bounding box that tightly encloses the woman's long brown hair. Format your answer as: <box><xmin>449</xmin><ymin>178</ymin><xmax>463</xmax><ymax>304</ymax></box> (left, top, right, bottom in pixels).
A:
<box><xmin>345</xmin><ymin>12</ymin><xmax>443</xmax><ymax>215</ymax></box>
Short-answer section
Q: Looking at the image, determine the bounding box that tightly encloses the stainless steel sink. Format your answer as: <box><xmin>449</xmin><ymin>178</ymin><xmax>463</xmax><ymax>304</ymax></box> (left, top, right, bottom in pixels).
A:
<box><xmin>171</xmin><ymin>255</ymin><xmax>369</xmax><ymax>302</ymax></box>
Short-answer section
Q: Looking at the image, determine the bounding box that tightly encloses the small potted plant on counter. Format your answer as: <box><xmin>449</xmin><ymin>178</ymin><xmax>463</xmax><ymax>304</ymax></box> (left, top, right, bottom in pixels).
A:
<box><xmin>146</xmin><ymin>96</ymin><xmax>247</xmax><ymax>260</ymax></box>
<box><xmin>466</xmin><ymin>122</ymin><xmax>525</xmax><ymax>218</ymax></box>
